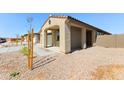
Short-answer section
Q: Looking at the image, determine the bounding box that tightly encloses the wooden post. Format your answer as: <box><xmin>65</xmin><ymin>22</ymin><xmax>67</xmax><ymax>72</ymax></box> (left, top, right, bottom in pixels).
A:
<box><xmin>32</xmin><ymin>29</ymin><xmax>34</xmax><ymax>59</ymax></box>
<box><xmin>30</xmin><ymin>29</ymin><xmax>34</xmax><ymax>70</ymax></box>
<box><xmin>28</xmin><ymin>31</ymin><xmax>30</xmax><ymax>69</ymax></box>
<box><xmin>27</xmin><ymin>29</ymin><xmax>34</xmax><ymax>70</ymax></box>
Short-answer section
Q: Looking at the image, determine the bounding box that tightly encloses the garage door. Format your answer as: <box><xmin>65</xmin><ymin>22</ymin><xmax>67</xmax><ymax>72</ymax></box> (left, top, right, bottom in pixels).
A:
<box><xmin>71</xmin><ymin>26</ymin><xmax>81</xmax><ymax>50</ymax></box>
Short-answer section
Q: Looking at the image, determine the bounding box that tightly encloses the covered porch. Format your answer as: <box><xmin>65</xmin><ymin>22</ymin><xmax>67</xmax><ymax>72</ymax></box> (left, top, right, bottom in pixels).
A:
<box><xmin>44</xmin><ymin>25</ymin><xmax>60</xmax><ymax>48</ymax></box>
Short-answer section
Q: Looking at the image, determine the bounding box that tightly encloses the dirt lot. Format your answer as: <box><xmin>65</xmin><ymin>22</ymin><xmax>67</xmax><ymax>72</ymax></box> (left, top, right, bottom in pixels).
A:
<box><xmin>0</xmin><ymin>46</ymin><xmax>124</xmax><ymax>80</ymax></box>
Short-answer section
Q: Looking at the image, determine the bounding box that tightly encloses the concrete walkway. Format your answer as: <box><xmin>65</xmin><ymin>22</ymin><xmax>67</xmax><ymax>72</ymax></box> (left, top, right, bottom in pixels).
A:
<box><xmin>34</xmin><ymin>44</ymin><xmax>57</xmax><ymax>57</ymax></box>
<box><xmin>0</xmin><ymin>43</ymin><xmax>58</xmax><ymax>57</ymax></box>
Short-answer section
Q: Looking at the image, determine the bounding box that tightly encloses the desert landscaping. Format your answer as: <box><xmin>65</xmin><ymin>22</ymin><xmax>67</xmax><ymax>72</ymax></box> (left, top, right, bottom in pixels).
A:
<box><xmin>1</xmin><ymin>14</ymin><xmax>124</xmax><ymax>80</ymax></box>
<box><xmin>0</xmin><ymin>46</ymin><xmax>124</xmax><ymax>80</ymax></box>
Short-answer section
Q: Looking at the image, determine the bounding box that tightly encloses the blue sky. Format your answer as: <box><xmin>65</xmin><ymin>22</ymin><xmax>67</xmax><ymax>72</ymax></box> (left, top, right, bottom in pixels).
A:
<box><xmin>0</xmin><ymin>13</ymin><xmax>124</xmax><ymax>38</ymax></box>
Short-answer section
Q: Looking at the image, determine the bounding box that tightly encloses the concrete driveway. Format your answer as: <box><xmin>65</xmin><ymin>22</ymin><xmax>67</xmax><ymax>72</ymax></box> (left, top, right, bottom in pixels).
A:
<box><xmin>34</xmin><ymin>44</ymin><xmax>58</xmax><ymax>56</ymax></box>
<box><xmin>0</xmin><ymin>43</ymin><xmax>58</xmax><ymax>57</ymax></box>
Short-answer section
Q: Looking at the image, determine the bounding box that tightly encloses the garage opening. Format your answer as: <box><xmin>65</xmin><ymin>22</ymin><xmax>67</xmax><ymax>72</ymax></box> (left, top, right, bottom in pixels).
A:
<box><xmin>86</xmin><ymin>30</ymin><xmax>93</xmax><ymax>48</ymax></box>
<box><xmin>71</xmin><ymin>26</ymin><xmax>82</xmax><ymax>51</ymax></box>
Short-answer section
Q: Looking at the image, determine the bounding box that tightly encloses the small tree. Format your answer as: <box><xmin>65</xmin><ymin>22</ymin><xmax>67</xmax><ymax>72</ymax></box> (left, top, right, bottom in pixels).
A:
<box><xmin>27</xmin><ymin>16</ymin><xmax>33</xmax><ymax>32</ymax></box>
<box><xmin>16</xmin><ymin>34</ymin><xmax>19</xmax><ymax>46</ymax></box>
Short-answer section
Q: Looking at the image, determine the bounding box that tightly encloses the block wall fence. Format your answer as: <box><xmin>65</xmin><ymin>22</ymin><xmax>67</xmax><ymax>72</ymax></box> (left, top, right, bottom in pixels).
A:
<box><xmin>96</xmin><ymin>34</ymin><xmax>124</xmax><ymax>48</ymax></box>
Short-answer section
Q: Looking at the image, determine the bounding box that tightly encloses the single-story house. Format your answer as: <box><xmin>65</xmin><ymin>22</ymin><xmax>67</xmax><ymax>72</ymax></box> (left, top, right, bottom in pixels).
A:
<box><xmin>39</xmin><ymin>16</ymin><xmax>111</xmax><ymax>53</ymax></box>
<box><xmin>23</xmin><ymin>33</ymin><xmax>40</xmax><ymax>43</ymax></box>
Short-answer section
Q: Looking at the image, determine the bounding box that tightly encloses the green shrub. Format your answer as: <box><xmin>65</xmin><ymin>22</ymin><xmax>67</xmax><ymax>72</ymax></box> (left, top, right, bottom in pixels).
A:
<box><xmin>10</xmin><ymin>71</ymin><xmax>20</xmax><ymax>78</ymax></box>
<box><xmin>21</xmin><ymin>46</ymin><xmax>29</xmax><ymax>56</ymax></box>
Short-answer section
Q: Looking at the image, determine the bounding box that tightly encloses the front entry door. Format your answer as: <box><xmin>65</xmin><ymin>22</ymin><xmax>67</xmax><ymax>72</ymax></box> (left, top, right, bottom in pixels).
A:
<box><xmin>47</xmin><ymin>33</ymin><xmax>52</xmax><ymax>47</ymax></box>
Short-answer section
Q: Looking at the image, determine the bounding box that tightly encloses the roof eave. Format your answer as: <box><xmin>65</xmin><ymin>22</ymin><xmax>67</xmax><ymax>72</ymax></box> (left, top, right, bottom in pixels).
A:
<box><xmin>67</xmin><ymin>16</ymin><xmax>111</xmax><ymax>35</ymax></box>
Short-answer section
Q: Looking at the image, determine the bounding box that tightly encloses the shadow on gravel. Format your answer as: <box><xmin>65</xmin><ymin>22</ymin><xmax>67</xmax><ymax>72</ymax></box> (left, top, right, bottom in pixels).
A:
<box><xmin>33</xmin><ymin>56</ymin><xmax>56</xmax><ymax>70</ymax></box>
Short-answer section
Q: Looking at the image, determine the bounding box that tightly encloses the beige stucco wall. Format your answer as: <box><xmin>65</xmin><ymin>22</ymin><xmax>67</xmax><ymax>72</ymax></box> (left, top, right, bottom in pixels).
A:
<box><xmin>96</xmin><ymin>34</ymin><xmax>124</xmax><ymax>48</ymax></box>
<box><xmin>64</xmin><ymin>23</ymin><xmax>71</xmax><ymax>53</ymax></box>
<box><xmin>92</xmin><ymin>30</ymin><xmax>97</xmax><ymax>47</ymax></box>
<box><xmin>40</xmin><ymin>17</ymin><xmax>70</xmax><ymax>53</ymax></box>
<box><xmin>40</xmin><ymin>17</ymin><xmax>102</xmax><ymax>53</ymax></box>
<box><xmin>52</xmin><ymin>30</ymin><xmax>56</xmax><ymax>46</ymax></box>
<box><xmin>96</xmin><ymin>35</ymin><xmax>116</xmax><ymax>48</ymax></box>
<box><xmin>81</xmin><ymin>28</ymin><xmax>86</xmax><ymax>49</ymax></box>
<box><xmin>116</xmin><ymin>34</ymin><xmax>124</xmax><ymax>48</ymax></box>
<box><xmin>33</xmin><ymin>34</ymin><xmax>40</xmax><ymax>43</ymax></box>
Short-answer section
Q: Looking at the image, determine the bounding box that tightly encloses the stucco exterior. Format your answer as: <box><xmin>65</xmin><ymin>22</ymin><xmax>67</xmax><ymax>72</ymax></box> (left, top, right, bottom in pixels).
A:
<box><xmin>39</xmin><ymin>16</ymin><xmax>111</xmax><ymax>53</ymax></box>
<box><xmin>96</xmin><ymin>34</ymin><xmax>124</xmax><ymax>48</ymax></box>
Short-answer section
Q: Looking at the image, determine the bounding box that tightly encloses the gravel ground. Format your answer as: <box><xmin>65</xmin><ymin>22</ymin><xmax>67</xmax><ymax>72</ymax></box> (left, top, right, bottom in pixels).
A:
<box><xmin>0</xmin><ymin>52</ymin><xmax>27</xmax><ymax>80</ymax></box>
<box><xmin>0</xmin><ymin>46</ymin><xmax>124</xmax><ymax>80</ymax></box>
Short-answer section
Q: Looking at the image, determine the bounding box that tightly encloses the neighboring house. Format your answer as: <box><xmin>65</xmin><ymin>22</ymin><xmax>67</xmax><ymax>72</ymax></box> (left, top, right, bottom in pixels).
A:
<box><xmin>23</xmin><ymin>34</ymin><xmax>28</xmax><ymax>42</ymax></box>
<box><xmin>6</xmin><ymin>38</ymin><xmax>21</xmax><ymax>43</ymax></box>
<box><xmin>39</xmin><ymin>16</ymin><xmax>111</xmax><ymax>53</ymax></box>
<box><xmin>23</xmin><ymin>33</ymin><xmax>40</xmax><ymax>43</ymax></box>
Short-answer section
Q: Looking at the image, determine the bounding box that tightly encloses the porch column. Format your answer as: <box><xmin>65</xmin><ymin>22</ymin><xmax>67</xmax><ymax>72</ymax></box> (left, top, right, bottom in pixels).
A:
<box><xmin>41</xmin><ymin>30</ymin><xmax>47</xmax><ymax>48</ymax></box>
<box><xmin>81</xmin><ymin>28</ymin><xmax>86</xmax><ymax>49</ymax></box>
<box><xmin>60</xmin><ymin>25</ymin><xmax>65</xmax><ymax>53</ymax></box>
<box><xmin>92</xmin><ymin>30</ymin><xmax>97</xmax><ymax>46</ymax></box>
<box><xmin>41</xmin><ymin>30</ymin><xmax>45</xmax><ymax>48</ymax></box>
<box><xmin>46</xmin><ymin>30</ymin><xmax>48</xmax><ymax>48</ymax></box>
<box><xmin>52</xmin><ymin>30</ymin><xmax>56</xmax><ymax>46</ymax></box>
<box><xmin>60</xmin><ymin>23</ymin><xmax>71</xmax><ymax>53</ymax></box>
<box><xmin>65</xmin><ymin>23</ymin><xmax>71</xmax><ymax>53</ymax></box>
